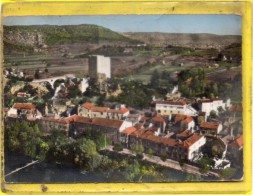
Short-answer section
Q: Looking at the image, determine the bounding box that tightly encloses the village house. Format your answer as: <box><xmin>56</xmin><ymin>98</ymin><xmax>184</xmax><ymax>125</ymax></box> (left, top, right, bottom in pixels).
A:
<box><xmin>178</xmin><ymin>133</ymin><xmax>206</xmax><ymax>161</ymax></box>
<box><xmin>37</xmin><ymin>117</ymin><xmax>70</xmax><ymax>135</ymax></box>
<box><xmin>197</xmin><ymin>98</ymin><xmax>230</xmax><ymax>116</ymax></box>
<box><xmin>125</xmin><ymin>113</ymin><xmax>142</xmax><ymax>125</ymax></box>
<box><xmin>199</xmin><ymin>122</ymin><xmax>223</xmax><ymax>136</ymax></box>
<box><xmin>227</xmin><ymin>135</ymin><xmax>243</xmax><ymax>164</ymax></box>
<box><xmin>155</xmin><ymin>100</ymin><xmax>198</xmax><ymax>118</ymax></box>
<box><xmin>17</xmin><ymin>92</ymin><xmax>31</xmax><ymax>98</ymax></box>
<box><xmin>120</xmin><ymin>126</ymin><xmax>137</xmax><ymax>147</ymax></box>
<box><xmin>176</xmin><ymin>129</ymin><xmax>192</xmax><ymax>141</ymax></box>
<box><xmin>7</xmin><ymin>103</ymin><xmax>42</xmax><ymax>119</ymax></box>
<box><xmin>38</xmin><ymin>114</ymin><xmax>132</xmax><ymax>144</ymax></box>
<box><xmin>126</xmin><ymin>126</ymin><xmax>205</xmax><ymax>161</ymax></box>
<box><xmin>150</xmin><ymin>116</ymin><xmax>166</xmax><ymax>135</ymax></box>
<box><xmin>78</xmin><ymin>102</ymin><xmax>129</xmax><ymax>120</ymax></box>
<box><xmin>128</xmin><ymin>127</ymin><xmax>178</xmax><ymax>158</ymax></box>
<box><xmin>170</xmin><ymin>114</ymin><xmax>195</xmax><ymax>133</ymax></box>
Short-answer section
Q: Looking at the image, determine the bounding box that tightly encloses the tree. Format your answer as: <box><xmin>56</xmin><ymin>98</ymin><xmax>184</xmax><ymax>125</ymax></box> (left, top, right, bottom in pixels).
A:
<box><xmin>210</xmin><ymin>110</ymin><xmax>217</xmax><ymax>119</ymax></box>
<box><xmin>34</xmin><ymin>69</ymin><xmax>40</xmax><ymax>79</ymax></box>
<box><xmin>150</xmin><ymin>69</ymin><xmax>160</xmax><ymax>89</ymax></box>
<box><xmin>82</xmin><ymin>129</ymin><xmax>108</xmax><ymax>150</ymax></box>
<box><xmin>147</xmin><ymin>148</ymin><xmax>153</xmax><ymax>158</ymax></box>
<box><xmin>125</xmin><ymin>160</ymin><xmax>141</xmax><ymax>182</ymax></box>
<box><xmin>131</xmin><ymin>143</ymin><xmax>144</xmax><ymax>155</ymax></box>
<box><xmin>219</xmin><ymin>168</ymin><xmax>236</xmax><ymax>179</ymax></box>
<box><xmin>113</xmin><ymin>143</ymin><xmax>123</xmax><ymax>152</ymax></box>
<box><xmin>74</xmin><ymin>138</ymin><xmax>102</xmax><ymax>171</ymax></box>
<box><xmin>5</xmin><ymin>121</ymin><xmax>48</xmax><ymax>160</ymax></box>
<box><xmin>198</xmin><ymin>157</ymin><xmax>215</xmax><ymax>173</ymax></box>
<box><xmin>160</xmin><ymin>154</ymin><xmax>168</xmax><ymax>161</ymax></box>
<box><xmin>47</xmin><ymin>130</ymin><xmax>73</xmax><ymax>162</ymax></box>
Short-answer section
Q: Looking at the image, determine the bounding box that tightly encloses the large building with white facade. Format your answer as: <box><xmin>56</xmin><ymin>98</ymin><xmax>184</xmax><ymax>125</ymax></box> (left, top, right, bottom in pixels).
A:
<box><xmin>198</xmin><ymin>98</ymin><xmax>230</xmax><ymax>116</ymax></box>
<box><xmin>155</xmin><ymin>100</ymin><xmax>198</xmax><ymax>117</ymax></box>
<box><xmin>88</xmin><ymin>55</ymin><xmax>111</xmax><ymax>80</ymax></box>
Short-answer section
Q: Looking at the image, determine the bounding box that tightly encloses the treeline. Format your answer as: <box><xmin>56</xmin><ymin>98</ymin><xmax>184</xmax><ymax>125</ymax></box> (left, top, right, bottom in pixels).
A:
<box><xmin>177</xmin><ymin>68</ymin><xmax>242</xmax><ymax>101</ymax></box>
<box><xmin>5</xmin><ymin>121</ymin><xmax>110</xmax><ymax>171</ymax></box>
<box><xmin>4</xmin><ymin>121</ymin><xmax>164</xmax><ymax>181</ymax></box>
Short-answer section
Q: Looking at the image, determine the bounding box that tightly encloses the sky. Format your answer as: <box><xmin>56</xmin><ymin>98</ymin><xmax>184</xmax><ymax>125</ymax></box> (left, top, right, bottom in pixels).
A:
<box><xmin>4</xmin><ymin>15</ymin><xmax>242</xmax><ymax>35</ymax></box>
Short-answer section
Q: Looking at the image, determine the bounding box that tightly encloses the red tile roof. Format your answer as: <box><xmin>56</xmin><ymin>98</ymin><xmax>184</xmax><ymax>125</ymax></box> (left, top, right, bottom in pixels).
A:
<box><xmin>134</xmin><ymin>123</ymin><xmax>143</xmax><ymax>129</ymax></box>
<box><xmin>177</xmin><ymin>130</ymin><xmax>192</xmax><ymax>138</ymax></box>
<box><xmin>200</xmin><ymin>122</ymin><xmax>220</xmax><ymax>130</ymax></box>
<box><xmin>156</xmin><ymin>100</ymin><xmax>187</xmax><ymax>106</ymax></box>
<box><xmin>132</xmin><ymin>128</ymin><xmax>150</xmax><ymax>137</ymax></box>
<box><xmin>179</xmin><ymin>134</ymin><xmax>203</xmax><ymax>148</ymax></box>
<box><xmin>92</xmin><ymin>118</ymin><xmax>124</xmax><ymax>129</ymax></box>
<box><xmin>90</xmin><ymin>106</ymin><xmax>109</xmax><ymax>112</ymax></box>
<box><xmin>121</xmin><ymin>127</ymin><xmax>137</xmax><ymax>135</ymax></box>
<box><xmin>17</xmin><ymin>92</ymin><xmax>30</xmax><ymax>97</ymax></box>
<box><xmin>107</xmin><ymin>107</ymin><xmax>129</xmax><ymax>114</ymax></box>
<box><xmin>82</xmin><ymin>102</ymin><xmax>93</xmax><ymax>109</ymax></box>
<box><xmin>152</xmin><ymin>116</ymin><xmax>165</xmax><ymax>123</ymax></box>
<box><xmin>13</xmin><ymin>103</ymin><xmax>36</xmax><ymax>110</ymax></box>
<box><xmin>41</xmin><ymin>114</ymin><xmax>124</xmax><ymax>129</ymax></box>
<box><xmin>64</xmin><ymin>114</ymin><xmax>92</xmax><ymax>124</ymax></box>
<box><xmin>182</xmin><ymin>116</ymin><xmax>193</xmax><ymax>124</ymax></box>
<box><xmin>229</xmin><ymin>135</ymin><xmax>243</xmax><ymax>149</ymax></box>
<box><xmin>41</xmin><ymin>117</ymin><xmax>68</xmax><ymax>124</ymax></box>
<box><xmin>82</xmin><ymin>102</ymin><xmax>128</xmax><ymax>114</ymax></box>
<box><xmin>131</xmin><ymin>127</ymin><xmax>178</xmax><ymax>146</ymax></box>
<box><xmin>174</xmin><ymin>114</ymin><xmax>186</xmax><ymax>123</ymax></box>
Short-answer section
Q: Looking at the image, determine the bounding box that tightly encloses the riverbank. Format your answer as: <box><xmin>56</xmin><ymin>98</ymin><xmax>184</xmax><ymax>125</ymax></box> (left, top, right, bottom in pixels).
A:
<box><xmin>4</xmin><ymin>152</ymin><xmax>218</xmax><ymax>183</ymax></box>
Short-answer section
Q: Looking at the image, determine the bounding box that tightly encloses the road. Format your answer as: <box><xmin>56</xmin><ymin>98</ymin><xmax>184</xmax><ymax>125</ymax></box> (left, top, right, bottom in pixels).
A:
<box><xmin>103</xmin><ymin>146</ymin><xmax>219</xmax><ymax>177</ymax></box>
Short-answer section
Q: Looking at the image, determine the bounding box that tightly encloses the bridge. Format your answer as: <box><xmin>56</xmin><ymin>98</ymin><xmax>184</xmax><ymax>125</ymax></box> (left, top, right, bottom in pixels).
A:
<box><xmin>31</xmin><ymin>74</ymin><xmax>75</xmax><ymax>88</ymax></box>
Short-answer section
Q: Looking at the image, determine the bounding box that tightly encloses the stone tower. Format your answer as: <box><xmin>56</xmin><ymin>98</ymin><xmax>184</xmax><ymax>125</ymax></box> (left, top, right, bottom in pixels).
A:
<box><xmin>88</xmin><ymin>55</ymin><xmax>111</xmax><ymax>81</ymax></box>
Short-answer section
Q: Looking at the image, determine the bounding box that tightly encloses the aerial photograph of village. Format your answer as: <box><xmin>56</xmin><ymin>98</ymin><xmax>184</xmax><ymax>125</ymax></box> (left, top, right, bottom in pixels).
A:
<box><xmin>3</xmin><ymin>15</ymin><xmax>243</xmax><ymax>183</ymax></box>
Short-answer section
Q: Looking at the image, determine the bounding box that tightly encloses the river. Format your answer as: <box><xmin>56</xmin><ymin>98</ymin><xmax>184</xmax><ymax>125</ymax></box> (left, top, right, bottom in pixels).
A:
<box><xmin>4</xmin><ymin>153</ymin><xmax>217</xmax><ymax>183</ymax></box>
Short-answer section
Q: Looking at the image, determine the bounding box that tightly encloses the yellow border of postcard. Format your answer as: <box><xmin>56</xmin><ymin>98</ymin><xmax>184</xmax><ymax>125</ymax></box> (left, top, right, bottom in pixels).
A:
<box><xmin>0</xmin><ymin>0</ymin><xmax>252</xmax><ymax>195</ymax></box>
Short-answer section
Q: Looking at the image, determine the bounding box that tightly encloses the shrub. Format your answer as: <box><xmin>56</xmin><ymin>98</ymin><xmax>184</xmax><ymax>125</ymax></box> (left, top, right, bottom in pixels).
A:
<box><xmin>113</xmin><ymin>143</ymin><xmax>123</xmax><ymax>152</ymax></box>
<box><xmin>160</xmin><ymin>154</ymin><xmax>167</xmax><ymax>161</ymax></box>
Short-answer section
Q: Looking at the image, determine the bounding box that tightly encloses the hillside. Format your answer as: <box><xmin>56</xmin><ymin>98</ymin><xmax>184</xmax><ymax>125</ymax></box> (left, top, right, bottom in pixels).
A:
<box><xmin>3</xmin><ymin>25</ymin><xmax>137</xmax><ymax>54</ymax></box>
<box><xmin>122</xmin><ymin>32</ymin><xmax>241</xmax><ymax>49</ymax></box>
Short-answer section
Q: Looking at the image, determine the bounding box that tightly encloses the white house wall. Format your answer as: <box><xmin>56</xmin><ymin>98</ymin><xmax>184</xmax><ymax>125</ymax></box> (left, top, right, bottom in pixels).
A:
<box><xmin>119</xmin><ymin>120</ymin><xmax>133</xmax><ymax>132</ymax></box>
<box><xmin>188</xmin><ymin>136</ymin><xmax>206</xmax><ymax>160</ymax></box>
<box><xmin>7</xmin><ymin>108</ymin><xmax>17</xmax><ymax>116</ymax></box>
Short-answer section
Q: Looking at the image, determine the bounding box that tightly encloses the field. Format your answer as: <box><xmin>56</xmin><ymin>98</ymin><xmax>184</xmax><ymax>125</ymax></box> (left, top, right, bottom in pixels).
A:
<box><xmin>4</xmin><ymin>24</ymin><xmax>242</xmax><ymax>84</ymax></box>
